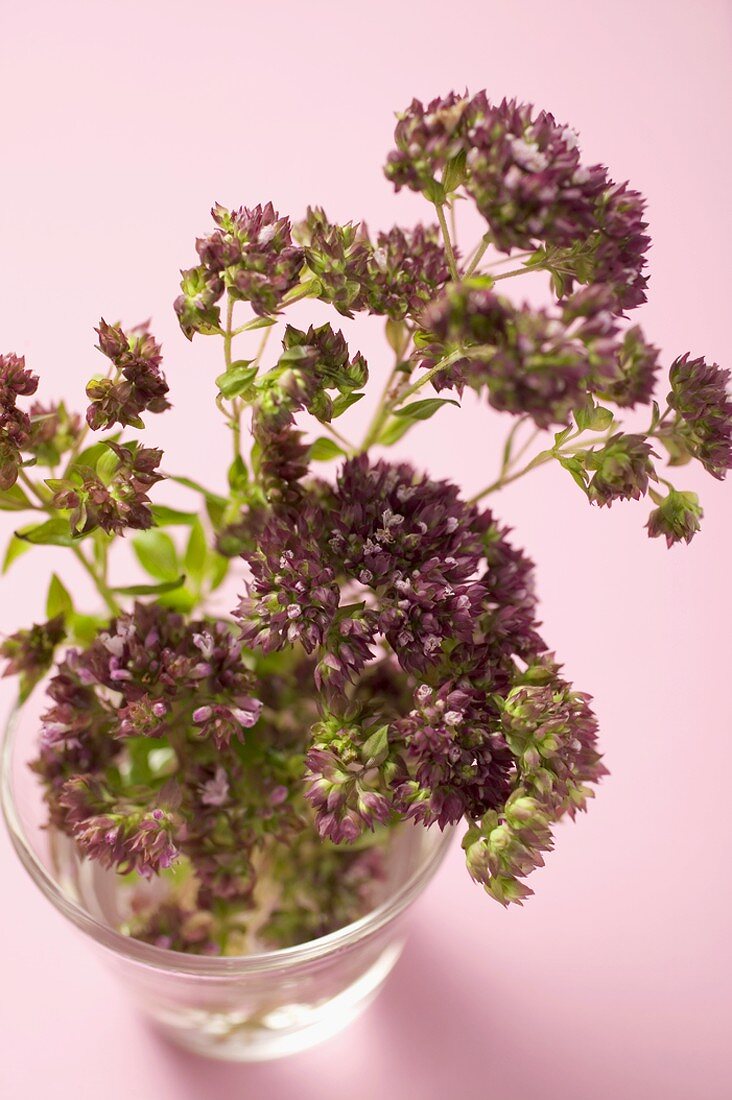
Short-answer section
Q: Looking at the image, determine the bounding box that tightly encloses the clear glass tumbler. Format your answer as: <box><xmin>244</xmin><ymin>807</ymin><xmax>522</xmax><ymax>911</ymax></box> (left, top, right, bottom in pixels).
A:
<box><xmin>1</xmin><ymin>693</ymin><xmax>453</xmax><ymax>1061</ymax></box>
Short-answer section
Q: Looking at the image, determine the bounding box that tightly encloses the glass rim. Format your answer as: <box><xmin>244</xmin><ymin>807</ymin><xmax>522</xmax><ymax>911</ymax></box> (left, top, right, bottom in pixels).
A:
<box><xmin>1</xmin><ymin>704</ymin><xmax>455</xmax><ymax>975</ymax></box>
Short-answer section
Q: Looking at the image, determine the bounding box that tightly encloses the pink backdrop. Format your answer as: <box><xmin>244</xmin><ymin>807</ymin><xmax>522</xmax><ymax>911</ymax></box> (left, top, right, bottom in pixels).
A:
<box><xmin>1</xmin><ymin>2</ymin><xmax>731</xmax><ymax>1097</ymax></box>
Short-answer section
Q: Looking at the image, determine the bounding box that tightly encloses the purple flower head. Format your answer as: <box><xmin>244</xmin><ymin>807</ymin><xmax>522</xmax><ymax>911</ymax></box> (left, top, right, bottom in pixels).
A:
<box><xmin>391</xmin><ymin>682</ymin><xmax>514</xmax><ymax>828</ymax></box>
<box><xmin>646</xmin><ymin>489</ymin><xmax>703</xmax><ymax>547</ymax></box>
<box><xmin>464</xmin><ymin>96</ymin><xmax>607</xmax><ymax>253</ymax></box>
<box><xmin>236</xmin><ymin>506</ymin><xmax>340</xmax><ymax>654</ymax></box>
<box><xmin>595</xmin><ymin>325</ymin><xmax>659</xmax><ymax>407</ymax></box>
<box><xmin>667</xmin><ymin>355</ymin><xmax>732</xmax><ymax>479</ymax></box>
<box><xmin>364</xmin><ymin>223</ymin><xmax>450</xmax><ymax>320</ymax></box>
<box><xmin>384</xmin><ymin>91</ymin><xmax>473</xmax><ymax>195</ymax></box>
<box><xmin>295</xmin><ymin>207</ymin><xmax>371</xmax><ymax>317</ymax></box>
<box><xmin>584</xmin><ymin>433</ymin><xmax>657</xmax><ymax>506</ymax></box>
<box><xmin>1</xmin><ymin>615</ymin><xmax>66</xmax><ymax>702</ymax></box>
<box><xmin>418</xmin><ymin>284</ymin><xmax>619</xmax><ymax>427</ymax></box>
<box><xmin>87</xmin><ymin>320</ymin><xmax>170</xmax><ymax>431</ymax></box>
<box><xmin>194</xmin><ymin>202</ymin><xmax>304</xmax><ymax>318</ymax></box>
<box><xmin>0</xmin><ymin>352</ymin><xmax>39</xmax><ymax>406</ymax></box>
<box><xmin>0</xmin><ymin>352</ymin><xmax>39</xmax><ymax>490</ymax></box>
<box><xmin>50</xmin><ymin>442</ymin><xmax>164</xmax><ymax>535</ymax></box>
<box><xmin>305</xmin><ymin>717</ymin><xmax>394</xmax><ymax>842</ymax></box>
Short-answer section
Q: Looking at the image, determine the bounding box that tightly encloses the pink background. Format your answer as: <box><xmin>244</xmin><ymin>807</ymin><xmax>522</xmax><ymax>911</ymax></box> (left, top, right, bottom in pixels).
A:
<box><xmin>1</xmin><ymin>2</ymin><xmax>731</xmax><ymax>1097</ymax></box>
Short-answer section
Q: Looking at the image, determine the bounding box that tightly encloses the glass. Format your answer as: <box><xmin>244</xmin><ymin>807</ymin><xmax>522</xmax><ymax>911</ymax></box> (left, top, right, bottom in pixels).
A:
<box><xmin>1</xmin><ymin>692</ymin><xmax>453</xmax><ymax>1061</ymax></box>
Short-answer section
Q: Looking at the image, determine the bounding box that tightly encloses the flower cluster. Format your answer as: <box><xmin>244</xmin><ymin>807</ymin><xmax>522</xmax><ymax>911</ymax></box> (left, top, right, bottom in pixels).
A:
<box><xmin>86</xmin><ymin>321</ymin><xmax>170</xmax><ymax>431</ymax></box>
<box><xmin>49</xmin><ymin>442</ymin><xmax>164</xmax><ymax>534</ymax></box>
<box><xmin>0</xmin><ymin>353</ymin><xmax>39</xmax><ymax>490</ymax></box>
<box><xmin>237</xmin><ymin>454</ymin><xmax>601</xmax><ymax>893</ymax></box>
<box><xmin>0</xmin><ymin>616</ymin><xmax>66</xmax><ymax>702</ymax></box>
<box><xmin>385</xmin><ymin>91</ymin><xmax>650</xmax><ymax>311</ymax></box>
<box><xmin>667</xmin><ymin>355</ymin><xmax>732</xmax><ymax>479</ymax></box>
<box><xmin>2</xmin><ymin>88</ymin><xmax>727</xmax><ymax>955</ymax></box>
<box><xmin>26</xmin><ymin>402</ymin><xmax>82</xmax><ymax>466</ymax></box>
<box><xmin>250</xmin><ymin>323</ymin><xmax>367</xmax><ymax>501</ymax></box>
<box><xmin>296</xmin><ymin>207</ymin><xmax>451</xmax><ymax>321</ymax></box>
<box><xmin>175</xmin><ymin>203</ymin><xmax>304</xmax><ymax>335</ymax></box>
<box><xmin>418</xmin><ymin>283</ymin><xmax>631</xmax><ymax>426</ymax></box>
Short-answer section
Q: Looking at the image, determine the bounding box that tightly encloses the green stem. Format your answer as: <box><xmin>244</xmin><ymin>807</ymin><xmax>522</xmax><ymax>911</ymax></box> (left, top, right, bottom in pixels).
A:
<box><xmin>435</xmin><ymin>203</ymin><xmax>460</xmax><ymax>282</ymax></box>
<box><xmin>360</xmin><ymin>361</ymin><xmax>405</xmax><ymax>452</ymax></box>
<box><xmin>469</xmin><ymin>450</ymin><xmax>554</xmax><ymax>501</ymax></box>
<box><xmin>71</xmin><ymin>545</ymin><xmax>121</xmax><ymax>615</ymax></box>
<box><xmin>492</xmin><ymin>265</ymin><xmax>534</xmax><ymax>282</ymax></box>
<box><xmin>464</xmin><ymin>235</ymin><xmax>491</xmax><ymax>278</ymax></box>
<box><xmin>394</xmin><ymin>349</ymin><xmax>465</xmax><ymax>405</ymax></box>
<box><xmin>321</xmin><ymin>420</ymin><xmax>356</xmax><ymax>453</ymax></box>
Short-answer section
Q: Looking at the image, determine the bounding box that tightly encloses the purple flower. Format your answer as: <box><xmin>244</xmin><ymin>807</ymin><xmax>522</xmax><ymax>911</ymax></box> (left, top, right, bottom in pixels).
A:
<box><xmin>237</xmin><ymin>507</ymin><xmax>340</xmax><ymax>654</ymax></box>
<box><xmin>295</xmin><ymin>207</ymin><xmax>371</xmax><ymax>317</ymax></box>
<box><xmin>667</xmin><ymin>354</ymin><xmax>732</xmax><ymax>479</ymax></box>
<box><xmin>384</xmin><ymin>91</ymin><xmax>473</xmax><ymax>195</ymax></box>
<box><xmin>1</xmin><ymin>616</ymin><xmax>66</xmax><ymax>702</ymax></box>
<box><xmin>193</xmin><ymin>202</ymin><xmax>304</xmax><ymax>320</ymax></box>
<box><xmin>418</xmin><ymin>284</ymin><xmax>619</xmax><ymax>427</ymax></box>
<box><xmin>50</xmin><ymin>442</ymin><xmax>164</xmax><ymax>534</ymax></box>
<box><xmin>0</xmin><ymin>353</ymin><xmax>39</xmax><ymax>490</ymax></box>
<box><xmin>597</xmin><ymin>325</ymin><xmax>659</xmax><ymax>407</ymax></box>
<box><xmin>464</xmin><ymin>96</ymin><xmax>607</xmax><ymax>253</ymax></box>
<box><xmin>584</xmin><ymin>433</ymin><xmax>657</xmax><ymax>506</ymax></box>
<box><xmin>646</xmin><ymin>489</ymin><xmax>703</xmax><ymax>547</ymax></box>
<box><xmin>391</xmin><ymin>682</ymin><xmax>515</xmax><ymax>828</ymax></box>
<box><xmin>86</xmin><ymin>320</ymin><xmax>170</xmax><ymax>431</ymax></box>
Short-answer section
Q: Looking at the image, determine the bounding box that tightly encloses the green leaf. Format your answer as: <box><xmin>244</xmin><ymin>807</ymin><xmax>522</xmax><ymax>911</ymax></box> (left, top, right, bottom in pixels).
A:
<box><xmin>74</xmin><ymin>438</ymin><xmax>119</xmax><ymax>470</ymax></box>
<box><xmin>309</xmin><ymin>437</ymin><xmax>346</xmax><ymax>462</ymax></box>
<box><xmin>442</xmin><ymin>150</ymin><xmax>467</xmax><ymax>193</ymax></box>
<box><xmin>228</xmin><ymin>455</ymin><xmax>248</xmax><ymax>492</ymax></box>
<box><xmin>215</xmin><ymin>360</ymin><xmax>257</xmax><ymax>398</ymax></box>
<box><xmin>0</xmin><ymin>485</ymin><xmax>33</xmax><ymax>511</ymax></box>
<box><xmin>392</xmin><ymin>397</ymin><xmax>460</xmax><ymax>421</ymax></box>
<box><xmin>558</xmin><ymin>454</ymin><xmax>589</xmax><ymax>493</ymax></box>
<box><xmin>3</xmin><ymin>536</ymin><xmax>31</xmax><ymax>573</ymax></box>
<box><xmin>361</xmin><ymin>724</ymin><xmax>390</xmax><ymax>767</ymax></box>
<box><xmin>96</xmin><ymin>446</ymin><xmax>121</xmax><ymax>483</ymax></box>
<box><xmin>575</xmin><ymin>400</ymin><xmax>613</xmax><ymax>432</ymax></box>
<box><xmin>241</xmin><ymin>316</ymin><xmax>277</xmax><ymax>331</ymax></box>
<box><xmin>157</xmin><ymin>586</ymin><xmax>198</xmax><ymax>613</ymax></box>
<box><xmin>331</xmin><ymin>391</ymin><xmax>364</xmax><ymax>419</ymax></box>
<box><xmin>132</xmin><ymin>530</ymin><xmax>179</xmax><ymax>581</ymax></box>
<box><xmin>168</xmin><ymin>475</ymin><xmax>227</xmax><ymax>506</ymax></box>
<box><xmin>377</xmin><ymin>417</ymin><xmax>414</xmax><ymax>447</ymax></box>
<box><xmin>184</xmin><ymin>519</ymin><xmax>207</xmax><ymax>586</ymax></box>
<box><xmin>46</xmin><ymin>574</ymin><xmax>74</xmax><ymax>619</ymax></box>
<box><xmin>208</xmin><ymin>552</ymin><xmax>229</xmax><ymax>592</ymax></box>
<box><xmin>16</xmin><ymin>517</ymin><xmax>74</xmax><ymax>547</ymax></box>
<box><xmin>553</xmin><ymin>426</ymin><xmax>573</xmax><ymax>448</ymax></box>
<box><xmin>151</xmin><ymin>504</ymin><xmax>199</xmax><ymax>526</ymax></box>
<box><xmin>68</xmin><ymin>612</ymin><xmax>105</xmax><ymax>646</ymax></box>
<box><xmin>112</xmin><ymin>576</ymin><xmax>186</xmax><ymax>597</ymax></box>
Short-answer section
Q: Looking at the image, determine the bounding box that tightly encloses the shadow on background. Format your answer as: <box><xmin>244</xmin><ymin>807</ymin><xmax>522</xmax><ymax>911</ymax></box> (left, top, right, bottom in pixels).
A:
<box><xmin>147</xmin><ymin>925</ymin><xmax>547</xmax><ymax>1100</ymax></box>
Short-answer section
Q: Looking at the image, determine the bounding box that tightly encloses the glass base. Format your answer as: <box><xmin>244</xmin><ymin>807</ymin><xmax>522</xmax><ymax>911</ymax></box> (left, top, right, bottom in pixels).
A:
<box><xmin>146</xmin><ymin>940</ymin><xmax>404</xmax><ymax>1060</ymax></box>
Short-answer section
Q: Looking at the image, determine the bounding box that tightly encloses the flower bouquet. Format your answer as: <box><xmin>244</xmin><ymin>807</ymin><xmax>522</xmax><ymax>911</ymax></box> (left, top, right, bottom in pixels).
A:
<box><xmin>1</xmin><ymin>90</ymin><xmax>728</xmax><ymax>1058</ymax></box>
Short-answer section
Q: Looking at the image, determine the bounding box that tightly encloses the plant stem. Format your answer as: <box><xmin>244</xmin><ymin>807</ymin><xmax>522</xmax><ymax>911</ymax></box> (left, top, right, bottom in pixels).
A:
<box><xmin>492</xmin><ymin>265</ymin><xmax>534</xmax><ymax>282</ymax></box>
<box><xmin>320</xmin><ymin>420</ymin><xmax>355</xmax><ymax>452</ymax></box>
<box><xmin>71</xmin><ymin>545</ymin><xmax>121</xmax><ymax>615</ymax></box>
<box><xmin>469</xmin><ymin>449</ymin><xmax>554</xmax><ymax>501</ymax></box>
<box><xmin>464</xmin><ymin>235</ymin><xmax>491</xmax><ymax>278</ymax></box>
<box><xmin>435</xmin><ymin>203</ymin><xmax>460</xmax><ymax>282</ymax></box>
<box><xmin>360</xmin><ymin>361</ymin><xmax>405</xmax><ymax>452</ymax></box>
<box><xmin>395</xmin><ymin>349</ymin><xmax>465</xmax><ymax>405</ymax></box>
